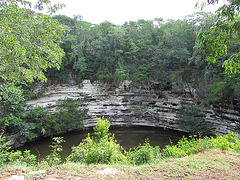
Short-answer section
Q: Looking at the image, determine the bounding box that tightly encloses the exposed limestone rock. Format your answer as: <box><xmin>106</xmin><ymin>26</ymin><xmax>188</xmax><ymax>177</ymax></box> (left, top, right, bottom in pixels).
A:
<box><xmin>29</xmin><ymin>170</ymin><xmax>46</xmax><ymax>175</ymax></box>
<box><xmin>99</xmin><ymin>168</ymin><xmax>120</xmax><ymax>175</ymax></box>
<box><xmin>6</xmin><ymin>134</ymin><xmax>28</xmax><ymax>148</ymax></box>
<box><xmin>7</xmin><ymin>175</ymin><xmax>24</xmax><ymax>180</ymax></box>
<box><xmin>26</xmin><ymin>80</ymin><xmax>240</xmax><ymax>136</ymax></box>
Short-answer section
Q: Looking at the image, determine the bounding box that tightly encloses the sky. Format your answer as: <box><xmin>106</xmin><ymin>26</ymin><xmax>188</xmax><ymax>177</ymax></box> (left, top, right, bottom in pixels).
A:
<box><xmin>47</xmin><ymin>0</ymin><xmax>222</xmax><ymax>25</ymax></box>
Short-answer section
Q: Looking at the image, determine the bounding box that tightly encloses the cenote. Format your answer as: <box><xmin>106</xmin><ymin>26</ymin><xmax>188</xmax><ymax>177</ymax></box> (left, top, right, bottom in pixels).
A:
<box><xmin>19</xmin><ymin>126</ymin><xmax>188</xmax><ymax>160</ymax></box>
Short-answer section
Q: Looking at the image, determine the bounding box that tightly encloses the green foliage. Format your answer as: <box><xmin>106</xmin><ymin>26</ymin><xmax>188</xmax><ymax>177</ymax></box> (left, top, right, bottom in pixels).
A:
<box><xmin>68</xmin><ymin>118</ymin><xmax>162</xmax><ymax>165</ymax></box>
<box><xmin>0</xmin><ymin>136</ymin><xmax>11</xmax><ymax>166</ymax></box>
<box><xmin>0</xmin><ymin>135</ymin><xmax>66</xmax><ymax>167</ymax></box>
<box><xmin>19</xmin><ymin>122</ymin><xmax>37</xmax><ymax>141</ymax></box>
<box><xmin>93</xmin><ymin>116</ymin><xmax>110</xmax><ymax>139</ymax></box>
<box><xmin>9</xmin><ymin>97</ymin><xmax>85</xmax><ymax>138</ymax></box>
<box><xmin>56</xmin><ymin>99</ymin><xmax>88</xmax><ymax>133</ymax></box>
<box><xmin>45</xmin><ymin>137</ymin><xmax>65</xmax><ymax>166</ymax></box>
<box><xmin>162</xmin><ymin>132</ymin><xmax>240</xmax><ymax>158</ymax></box>
<box><xmin>96</xmin><ymin>67</ymin><xmax>114</xmax><ymax>82</ymax></box>
<box><xmin>0</xmin><ymin>84</ymin><xmax>25</xmax><ymax>134</ymax></box>
<box><xmin>67</xmin><ymin>117</ymin><xmax>127</xmax><ymax>164</ymax></box>
<box><xmin>128</xmin><ymin>139</ymin><xmax>161</xmax><ymax>165</ymax></box>
<box><xmin>198</xmin><ymin>0</ymin><xmax>240</xmax><ymax>74</ymax></box>
<box><xmin>0</xmin><ymin>0</ymin><xmax>65</xmax><ymax>83</ymax></box>
<box><xmin>206</xmin><ymin>75</ymin><xmax>240</xmax><ymax>107</ymax></box>
<box><xmin>1</xmin><ymin>122</ymin><xmax>240</xmax><ymax>167</ymax></box>
<box><xmin>24</xmin><ymin>99</ymin><xmax>88</xmax><ymax>137</ymax></box>
<box><xmin>0</xmin><ymin>84</ymin><xmax>25</xmax><ymax>116</ymax></box>
<box><xmin>23</xmin><ymin>106</ymin><xmax>46</xmax><ymax>138</ymax></box>
<box><xmin>41</xmin><ymin>114</ymin><xmax>62</xmax><ymax>137</ymax></box>
<box><xmin>177</xmin><ymin>101</ymin><xmax>210</xmax><ymax>136</ymax></box>
<box><xmin>67</xmin><ymin>133</ymin><xmax>127</xmax><ymax>164</ymax></box>
<box><xmin>8</xmin><ymin>150</ymin><xmax>37</xmax><ymax>165</ymax></box>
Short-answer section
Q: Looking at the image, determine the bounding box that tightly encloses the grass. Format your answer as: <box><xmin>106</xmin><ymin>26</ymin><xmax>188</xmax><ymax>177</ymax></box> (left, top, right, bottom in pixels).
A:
<box><xmin>1</xmin><ymin>149</ymin><xmax>240</xmax><ymax>180</ymax></box>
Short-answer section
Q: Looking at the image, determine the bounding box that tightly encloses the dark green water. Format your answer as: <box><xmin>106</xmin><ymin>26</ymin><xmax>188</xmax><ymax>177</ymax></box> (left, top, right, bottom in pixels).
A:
<box><xmin>19</xmin><ymin>127</ymin><xmax>187</xmax><ymax>160</ymax></box>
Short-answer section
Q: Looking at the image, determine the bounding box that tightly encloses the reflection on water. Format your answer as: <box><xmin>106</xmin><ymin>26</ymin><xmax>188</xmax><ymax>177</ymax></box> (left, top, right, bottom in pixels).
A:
<box><xmin>19</xmin><ymin>127</ymin><xmax>188</xmax><ymax>160</ymax></box>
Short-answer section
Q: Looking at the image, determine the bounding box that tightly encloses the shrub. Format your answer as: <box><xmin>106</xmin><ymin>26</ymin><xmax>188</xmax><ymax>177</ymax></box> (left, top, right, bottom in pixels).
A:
<box><xmin>67</xmin><ymin>117</ymin><xmax>127</xmax><ymax>164</ymax></box>
<box><xmin>24</xmin><ymin>105</ymin><xmax>48</xmax><ymax>138</ymax></box>
<box><xmin>128</xmin><ymin>139</ymin><xmax>161</xmax><ymax>165</ymax></box>
<box><xmin>0</xmin><ymin>136</ymin><xmax>11</xmax><ymax>166</ymax></box>
<box><xmin>45</xmin><ymin>137</ymin><xmax>65</xmax><ymax>166</ymax></box>
<box><xmin>0</xmin><ymin>83</ymin><xmax>26</xmax><ymax>134</ymax></box>
<box><xmin>24</xmin><ymin>99</ymin><xmax>88</xmax><ymax>137</ymax></box>
<box><xmin>42</xmin><ymin>114</ymin><xmax>62</xmax><ymax>136</ymax></box>
<box><xmin>162</xmin><ymin>136</ymin><xmax>208</xmax><ymax>158</ymax></box>
<box><xmin>8</xmin><ymin>150</ymin><xmax>37</xmax><ymax>165</ymax></box>
<box><xmin>162</xmin><ymin>132</ymin><xmax>240</xmax><ymax>158</ymax></box>
<box><xmin>56</xmin><ymin>98</ymin><xmax>88</xmax><ymax>133</ymax></box>
<box><xmin>209</xmin><ymin>132</ymin><xmax>240</xmax><ymax>152</ymax></box>
<box><xmin>19</xmin><ymin>122</ymin><xmax>37</xmax><ymax>140</ymax></box>
<box><xmin>177</xmin><ymin>101</ymin><xmax>211</xmax><ymax>136</ymax></box>
<box><xmin>93</xmin><ymin>116</ymin><xmax>110</xmax><ymax>139</ymax></box>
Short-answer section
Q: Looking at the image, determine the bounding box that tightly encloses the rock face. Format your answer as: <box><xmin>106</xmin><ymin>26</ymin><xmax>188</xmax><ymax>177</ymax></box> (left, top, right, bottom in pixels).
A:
<box><xmin>27</xmin><ymin>80</ymin><xmax>240</xmax><ymax>135</ymax></box>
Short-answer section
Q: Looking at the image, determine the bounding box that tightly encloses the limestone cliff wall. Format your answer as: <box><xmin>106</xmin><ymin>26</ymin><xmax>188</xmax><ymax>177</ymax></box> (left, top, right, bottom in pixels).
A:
<box><xmin>27</xmin><ymin>80</ymin><xmax>240</xmax><ymax>135</ymax></box>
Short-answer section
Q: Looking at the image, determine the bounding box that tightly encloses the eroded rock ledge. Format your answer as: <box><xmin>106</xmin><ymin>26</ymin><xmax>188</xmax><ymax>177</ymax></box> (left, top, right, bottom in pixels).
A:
<box><xmin>27</xmin><ymin>80</ymin><xmax>240</xmax><ymax>136</ymax></box>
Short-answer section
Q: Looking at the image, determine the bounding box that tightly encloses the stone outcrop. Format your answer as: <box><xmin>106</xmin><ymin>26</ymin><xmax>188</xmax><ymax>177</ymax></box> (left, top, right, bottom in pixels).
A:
<box><xmin>27</xmin><ymin>80</ymin><xmax>240</xmax><ymax>135</ymax></box>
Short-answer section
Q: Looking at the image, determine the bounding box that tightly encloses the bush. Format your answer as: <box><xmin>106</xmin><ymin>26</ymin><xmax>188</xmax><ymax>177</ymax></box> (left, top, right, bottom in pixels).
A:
<box><xmin>42</xmin><ymin>114</ymin><xmax>62</xmax><ymax>136</ymax></box>
<box><xmin>162</xmin><ymin>132</ymin><xmax>240</xmax><ymax>158</ymax></box>
<box><xmin>93</xmin><ymin>116</ymin><xmax>110</xmax><ymax>139</ymax></box>
<box><xmin>24</xmin><ymin>99</ymin><xmax>88</xmax><ymax>137</ymax></box>
<box><xmin>67</xmin><ymin>117</ymin><xmax>127</xmax><ymax>164</ymax></box>
<box><xmin>55</xmin><ymin>98</ymin><xmax>88</xmax><ymax>133</ymax></box>
<box><xmin>0</xmin><ymin>83</ymin><xmax>26</xmax><ymax>134</ymax></box>
<box><xmin>45</xmin><ymin>137</ymin><xmax>65</xmax><ymax>166</ymax></box>
<box><xmin>177</xmin><ymin>101</ymin><xmax>211</xmax><ymax>136</ymax></box>
<box><xmin>0</xmin><ymin>136</ymin><xmax>11</xmax><ymax>166</ymax></box>
<box><xmin>0</xmin><ymin>134</ymin><xmax>36</xmax><ymax>166</ymax></box>
<box><xmin>128</xmin><ymin>139</ymin><xmax>161</xmax><ymax>165</ymax></box>
<box><xmin>210</xmin><ymin>133</ymin><xmax>240</xmax><ymax>152</ymax></box>
<box><xmin>8</xmin><ymin>150</ymin><xmax>37</xmax><ymax>165</ymax></box>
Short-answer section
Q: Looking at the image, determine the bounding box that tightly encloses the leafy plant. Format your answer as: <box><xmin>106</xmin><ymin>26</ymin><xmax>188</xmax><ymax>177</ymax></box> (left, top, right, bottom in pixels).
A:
<box><xmin>19</xmin><ymin>122</ymin><xmax>37</xmax><ymax>141</ymax></box>
<box><xmin>198</xmin><ymin>0</ymin><xmax>240</xmax><ymax>74</ymax></box>
<box><xmin>24</xmin><ymin>99</ymin><xmax>87</xmax><ymax>137</ymax></box>
<box><xmin>8</xmin><ymin>150</ymin><xmax>37</xmax><ymax>165</ymax></box>
<box><xmin>0</xmin><ymin>0</ymin><xmax>65</xmax><ymax>83</ymax></box>
<box><xmin>128</xmin><ymin>139</ymin><xmax>161</xmax><ymax>165</ymax></box>
<box><xmin>46</xmin><ymin>137</ymin><xmax>65</xmax><ymax>166</ymax></box>
<box><xmin>177</xmin><ymin>101</ymin><xmax>211</xmax><ymax>136</ymax></box>
<box><xmin>56</xmin><ymin>98</ymin><xmax>88</xmax><ymax>133</ymax></box>
<box><xmin>93</xmin><ymin>116</ymin><xmax>110</xmax><ymax>139</ymax></box>
<box><xmin>67</xmin><ymin>117</ymin><xmax>127</xmax><ymax>164</ymax></box>
<box><xmin>0</xmin><ymin>136</ymin><xmax>11</xmax><ymax>166</ymax></box>
<box><xmin>162</xmin><ymin>132</ymin><xmax>240</xmax><ymax>158</ymax></box>
<box><xmin>0</xmin><ymin>83</ymin><xmax>25</xmax><ymax>134</ymax></box>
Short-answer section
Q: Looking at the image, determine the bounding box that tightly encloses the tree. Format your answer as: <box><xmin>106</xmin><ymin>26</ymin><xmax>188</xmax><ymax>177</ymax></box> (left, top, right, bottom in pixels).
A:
<box><xmin>0</xmin><ymin>0</ymin><xmax>65</xmax><ymax>83</ymax></box>
<box><xmin>0</xmin><ymin>83</ymin><xmax>25</xmax><ymax>134</ymax></box>
<box><xmin>177</xmin><ymin>101</ymin><xmax>211</xmax><ymax>136</ymax></box>
<box><xmin>197</xmin><ymin>0</ymin><xmax>240</xmax><ymax>74</ymax></box>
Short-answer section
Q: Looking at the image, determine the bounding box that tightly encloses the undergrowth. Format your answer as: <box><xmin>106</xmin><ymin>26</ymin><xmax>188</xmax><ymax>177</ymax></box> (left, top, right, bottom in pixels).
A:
<box><xmin>1</xmin><ymin>117</ymin><xmax>240</xmax><ymax>167</ymax></box>
<box><xmin>162</xmin><ymin>133</ymin><xmax>240</xmax><ymax>158</ymax></box>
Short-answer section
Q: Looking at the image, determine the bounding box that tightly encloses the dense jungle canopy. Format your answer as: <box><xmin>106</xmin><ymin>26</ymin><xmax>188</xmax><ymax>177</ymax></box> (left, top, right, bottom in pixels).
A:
<box><xmin>47</xmin><ymin>11</ymin><xmax>239</xmax><ymax>108</ymax></box>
